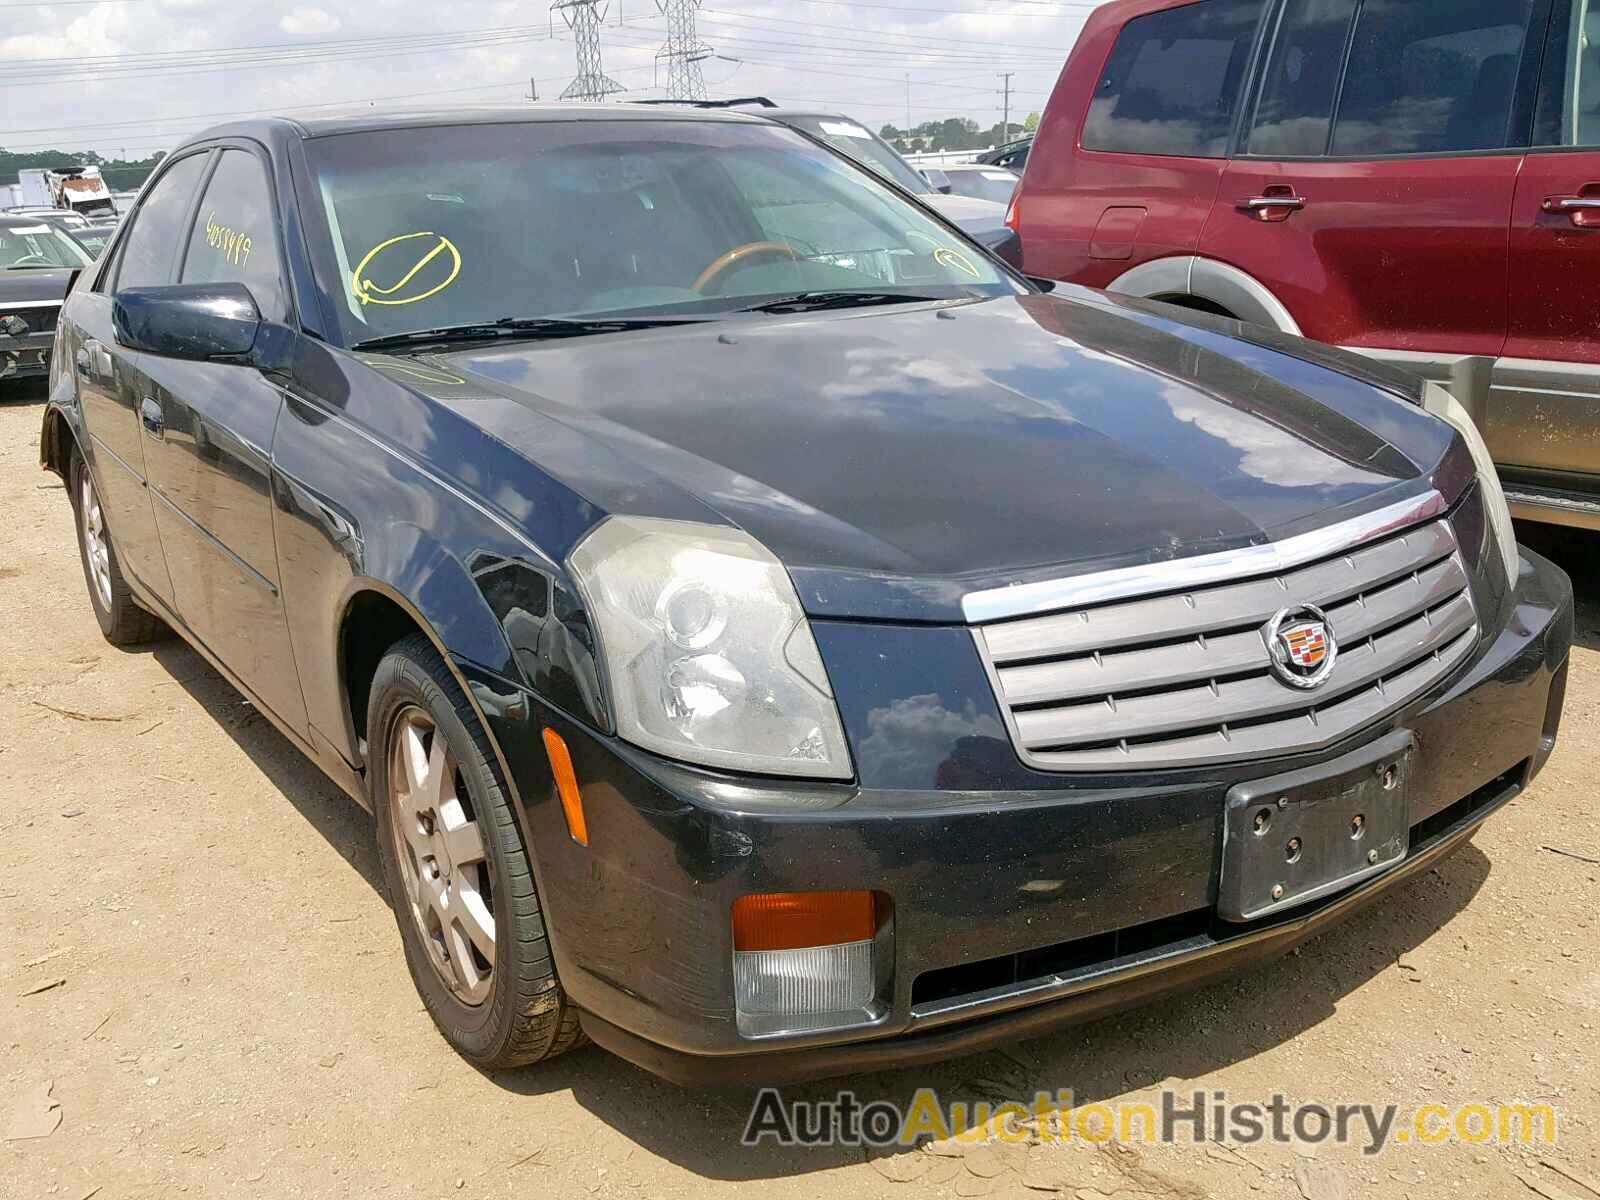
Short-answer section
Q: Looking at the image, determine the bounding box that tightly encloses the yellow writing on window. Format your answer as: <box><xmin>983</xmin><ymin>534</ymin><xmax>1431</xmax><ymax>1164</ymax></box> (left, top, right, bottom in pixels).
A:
<box><xmin>204</xmin><ymin>211</ymin><xmax>253</xmax><ymax>269</ymax></box>
<box><xmin>934</xmin><ymin>247</ymin><xmax>981</xmax><ymax>279</ymax></box>
<box><xmin>353</xmin><ymin>232</ymin><xmax>462</xmax><ymax>307</ymax></box>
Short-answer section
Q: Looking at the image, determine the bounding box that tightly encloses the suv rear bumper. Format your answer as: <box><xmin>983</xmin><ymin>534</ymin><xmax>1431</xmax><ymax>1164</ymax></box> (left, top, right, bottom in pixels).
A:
<box><xmin>489</xmin><ymin>547</ymin><xmax>1572</xmax><ymax>1086</ymax></box>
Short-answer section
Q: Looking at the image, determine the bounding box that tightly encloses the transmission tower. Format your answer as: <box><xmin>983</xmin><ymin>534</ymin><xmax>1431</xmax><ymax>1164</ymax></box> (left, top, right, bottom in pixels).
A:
<box><xmin>553</xmin><ymin>0</ymin><xmax>624</xmax><ymax>101</ymax></box>
<box><xmin>655</xmin><ymin>0</ymin><xmax>712</xmax><ymax>101</ymax></box>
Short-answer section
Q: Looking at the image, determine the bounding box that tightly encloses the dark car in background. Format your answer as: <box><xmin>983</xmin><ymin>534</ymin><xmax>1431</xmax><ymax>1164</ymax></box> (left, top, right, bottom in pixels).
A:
<box><xmin>43</xmin><ymin>106</ymin><xmax>1571</xmax><ymax>1085</ymax></box>
<box><xmin>1014</xmin><ymin>0</ymin><xmax>1600</xmax><ymax>531</ymax></box>
<box><xmin>976</xmin><ymin>135</ymin><xmax>1033</xmax><ymax>172</ymax></box>
<box><xmin>1</xmin><ymin>212</ymin><xmax>92</xmax><ymax>388</ymax></box>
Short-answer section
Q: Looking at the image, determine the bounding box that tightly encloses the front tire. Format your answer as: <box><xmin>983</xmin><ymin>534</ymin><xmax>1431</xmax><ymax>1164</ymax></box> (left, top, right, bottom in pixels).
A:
<box><xmin>70</xmin><ymin>449</ymin><xmax>165</xmax><ymax>646</ymax></box>
<box><xmin>369</xmin><ymin>633</ymin><xmax>584</xmax><ymax>1069</ymax></box>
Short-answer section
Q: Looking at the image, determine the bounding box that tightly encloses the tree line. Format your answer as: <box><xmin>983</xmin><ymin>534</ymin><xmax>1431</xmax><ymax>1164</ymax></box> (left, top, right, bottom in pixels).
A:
<box><xmin>1</xmin><ymin>148</ymin><xmax>167</xmax><ymax>190</ymax></box>
<box><xmin>879</xmin><ymin>112</ymin><xmax>1040</xmax><ymax>154</ymax></box>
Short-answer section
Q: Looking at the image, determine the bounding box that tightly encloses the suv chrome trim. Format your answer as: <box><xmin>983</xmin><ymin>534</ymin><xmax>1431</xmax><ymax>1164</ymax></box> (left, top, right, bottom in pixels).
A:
<box><xmin>961</xmin><ymin>490</ymin><xmax>1447</xmax><ymax>623</ymax></box>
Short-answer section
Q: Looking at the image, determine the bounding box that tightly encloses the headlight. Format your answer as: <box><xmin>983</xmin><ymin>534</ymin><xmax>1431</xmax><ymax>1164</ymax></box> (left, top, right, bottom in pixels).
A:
<box><xmin>1424</xmin><ymin>382</ymin><xmax>1518</xmax><ymax>589</ymax></box>
<box><xmin>568</xmin><ymin>516</ymin><xmax>853</xmax><ymax>780</ymax></box>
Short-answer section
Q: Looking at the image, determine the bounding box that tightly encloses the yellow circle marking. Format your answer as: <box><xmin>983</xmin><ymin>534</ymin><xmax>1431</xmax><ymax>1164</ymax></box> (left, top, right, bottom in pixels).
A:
<box><xmin>934</xmin><ymin>247</ymin><xmax>981</xmax><ymax>279</ymax></box>
<box><xmin>353</xmin><ymin>232</ymin><xmax>462</xmax><ymax>307</ymax></box>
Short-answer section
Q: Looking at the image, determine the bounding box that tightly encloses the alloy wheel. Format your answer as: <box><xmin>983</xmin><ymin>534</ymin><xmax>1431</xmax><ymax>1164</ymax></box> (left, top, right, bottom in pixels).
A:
<box><xmin>386</xmin><ymin>705</ymin><xmax>496</xmax><ymax>1006</ymax></box>
<box><xmin>80</xmin><ymin>471</ymin><xmax>113</xmax><ymax>612</ymax></box>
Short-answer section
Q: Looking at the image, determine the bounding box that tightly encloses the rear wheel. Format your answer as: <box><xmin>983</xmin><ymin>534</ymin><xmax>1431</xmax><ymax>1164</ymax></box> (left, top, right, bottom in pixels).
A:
<box><xmin>369</xmin><ymin>634</ymin><xmax>584</xmax><ymax>1068</ymax></box>
<box><xmin>70</xmin><ymin>449</ymin><xmax>165</xmax><ymax>646</ymax></box>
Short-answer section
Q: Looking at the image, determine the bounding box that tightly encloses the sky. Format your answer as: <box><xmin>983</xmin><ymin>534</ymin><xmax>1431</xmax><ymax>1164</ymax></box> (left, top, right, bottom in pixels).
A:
<box><xmin>0</xmin><ymin>0</ymin><xmax>1113</xmax><ymax>161</ymax></box>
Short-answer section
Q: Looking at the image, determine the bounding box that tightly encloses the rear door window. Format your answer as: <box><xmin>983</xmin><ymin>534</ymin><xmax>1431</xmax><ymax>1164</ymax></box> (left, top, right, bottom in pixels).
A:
<box><xmin>1246</xmin><ymin>0</ymin><xmax>1360</xmax><ymax>156</ymax></box>
<box><xmin>1332</xmin><ymin>0</ymin><xmax>1540</xmax><ymax>156</ymax></box>
<box><xmin>1082</xmin><ymin>0</ymin><xmax>1268</xmax><ymax>158</ymax></box>
<box><xmin>113</xmin><ymin>153</ymin><xmax>209</xmax><ymax>290</ymax></box>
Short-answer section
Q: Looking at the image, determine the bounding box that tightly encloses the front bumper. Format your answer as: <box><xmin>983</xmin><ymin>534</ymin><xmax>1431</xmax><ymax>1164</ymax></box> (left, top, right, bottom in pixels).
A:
<box><xmin>474</xmin><ymin>546</ymin><xmax>1572</xmax><ymax>1087</ymax></box>
<box><xmin>0</xmin><ymin>335</ymin><xmax>52</xmax><ymax>381</ymax></box>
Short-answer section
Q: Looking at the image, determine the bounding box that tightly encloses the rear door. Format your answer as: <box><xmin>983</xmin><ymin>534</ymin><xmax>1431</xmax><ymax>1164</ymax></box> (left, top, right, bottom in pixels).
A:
<box><xmin>1499</xmin><ymin>0</ymin><xmax>1600</xmax><ymax>486</ymax></box>
<box><xmin>1021</xmin><ymin>0</ymin><xmax>1268</xmax><ymax>285</ymax></box>
<box><xmin>1202</xmin><ymin>0</ymin><xmax>1548</xmax><ymax>352</ymax></box>
<box><xmin>69</xmin><ymin>150</ymin><xmax>214</xmax><ymax>608</ymax></box>
<box><xmin>141</xmin><ymin>146</ymin><xmax>309</xmax><ymax>732</ymax></box>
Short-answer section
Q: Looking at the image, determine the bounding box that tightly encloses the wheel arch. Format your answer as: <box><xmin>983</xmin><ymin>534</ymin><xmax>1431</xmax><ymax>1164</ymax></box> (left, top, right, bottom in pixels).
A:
<box><xmin>1108</xmin><ymin>256</ymin><xmax>1302</xmax><ymax>336</ymax></box>
<box><xmin>40</xmin><ymin>401</ymin><xmax>82</xmax><ymax>480</ymax></box>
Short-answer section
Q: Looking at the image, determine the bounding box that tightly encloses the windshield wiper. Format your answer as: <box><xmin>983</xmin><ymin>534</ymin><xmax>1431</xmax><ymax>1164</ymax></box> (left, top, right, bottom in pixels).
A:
<box><xmin>730</xmin><ymin>290</ymin><xmax>957</xmax><ymax>315</ymax></box>
<box><xmin>352</xmin><ymin>315</ymin><xmax>712</xmax><ymax>352</ymax></box>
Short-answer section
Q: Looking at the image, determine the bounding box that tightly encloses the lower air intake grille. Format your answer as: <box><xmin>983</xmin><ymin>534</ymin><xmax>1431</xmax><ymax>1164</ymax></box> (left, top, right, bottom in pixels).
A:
<box><xmin>974</xmin><ymin>515</ymin><xmax>1478</xmax><ymax>771</ymax></box>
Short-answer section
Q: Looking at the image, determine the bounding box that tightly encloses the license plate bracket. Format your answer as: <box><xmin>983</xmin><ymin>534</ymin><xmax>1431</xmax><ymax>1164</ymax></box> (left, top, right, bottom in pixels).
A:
<box><xmin>1219</xmin><ymin>729</ymin><xmax>1415</xmax><ymax>923</ymax></box>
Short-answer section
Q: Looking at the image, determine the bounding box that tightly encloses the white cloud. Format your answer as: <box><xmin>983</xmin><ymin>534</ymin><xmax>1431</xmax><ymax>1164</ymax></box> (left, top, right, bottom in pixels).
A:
<box><xmin>279</xmin><ymin>7</ymin><xmax>341</xmax><ymax>36</ymax></box>
<box><xmin>0</xmin><ymin>0</ymin><xmax>1115</xmax><ymax>160</ymax></box>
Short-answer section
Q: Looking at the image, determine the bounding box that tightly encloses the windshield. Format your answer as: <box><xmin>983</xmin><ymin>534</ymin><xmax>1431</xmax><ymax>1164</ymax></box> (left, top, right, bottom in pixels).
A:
<box><xmin>945</xmin><ymin>170</ymin><xmax>1020</xmax><ymax>205</ymax></box>
<box><xmin>782</xmin><ymin>115</ymin><xmax>932</xmax><ymax>195</ymax></box>
<box><xmin>70</xmin><ymin>228</ymin><xmax>113</xmax><ymax>258</ymax></box>
<box><xmin>305</xmin><ymin>118</ymin><xmax>1010</xmax><ymax>346</ymax></box>
<box><xmin>0</xmin><ymin>221</ymin><xmax>93</xmax><ymax>268</ymax></box>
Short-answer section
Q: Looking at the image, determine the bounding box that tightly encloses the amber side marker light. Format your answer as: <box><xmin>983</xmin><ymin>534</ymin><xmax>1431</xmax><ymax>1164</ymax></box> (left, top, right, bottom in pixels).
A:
<box><xmin>732</xmin><ymin>890</ymin><xmax>878</xmax><ymax>952</ymax></box>
<box><xmin>541</xmin><ymin>727</ymin><xmax>588</xmax><ymax>847</ymax></box>
<box><xmin>732</xmin><ymin>891</ymin><xmax>888</xmax><ymax>1037</ymax></box>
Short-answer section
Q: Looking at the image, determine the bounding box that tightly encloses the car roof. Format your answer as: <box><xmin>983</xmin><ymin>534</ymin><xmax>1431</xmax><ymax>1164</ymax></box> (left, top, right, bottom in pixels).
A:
<box><xmin>183</xmin><ymin>103</ymin><xmax>775</xmax><ymax>149</ymax></box>
<box><xmin>0</xmin><ymin>212</ymin><xmax>61</xmax><ymax>229</ymax></box>
<box><xmin>943</xmin><ymin>163</ymin><xmax>1018</xmax><ymax>173</ymax></box>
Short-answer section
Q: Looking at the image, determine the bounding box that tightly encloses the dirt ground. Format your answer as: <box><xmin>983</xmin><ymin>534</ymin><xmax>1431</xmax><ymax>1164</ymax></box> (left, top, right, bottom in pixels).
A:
<box><xmin>2</xmin><ymin>381</ymin><xmax>1596</xmax><ymax>1200</ymax></box>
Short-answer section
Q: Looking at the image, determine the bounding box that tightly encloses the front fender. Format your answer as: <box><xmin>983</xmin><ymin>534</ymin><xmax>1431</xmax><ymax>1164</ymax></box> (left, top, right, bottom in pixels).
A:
<box><xmin>271</xmin><ymin>395</ymin><xmax>610</xmax><ymax>783</ymax></box>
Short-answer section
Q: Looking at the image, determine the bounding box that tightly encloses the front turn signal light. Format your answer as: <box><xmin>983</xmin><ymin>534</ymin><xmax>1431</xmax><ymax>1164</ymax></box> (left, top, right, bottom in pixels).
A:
<box><xmin>732</xmin><ymin>891</ymin><xmax>889</xmax><ymax>1038</ymax></box>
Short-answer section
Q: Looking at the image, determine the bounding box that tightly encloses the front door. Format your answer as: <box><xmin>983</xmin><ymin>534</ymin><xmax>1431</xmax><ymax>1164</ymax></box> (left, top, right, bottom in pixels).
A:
<box><xmin>139</xmin><ymin>147</ymin><xmax>309</xmax><ymax>733</ymax></box>
<box><xmin>1499</xmin><ymin>0</ymin><xmax>1600</xmax><ymax>490</ymax></box>
<box><xmin>1201</xmin><ymin>0</ymin><xmax>1546</xmax><ymax>353</ymax></box>
<box><xmin>72</xmin><ymin>150</ymin><xmax>214</xmax><ymax>607</ymax></box>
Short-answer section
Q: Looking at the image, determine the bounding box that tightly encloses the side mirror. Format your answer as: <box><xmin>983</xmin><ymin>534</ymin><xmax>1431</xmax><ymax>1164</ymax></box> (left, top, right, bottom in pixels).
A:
<box><xmin>921</xmin><ymin>168</ymin><xmax>953</xmax><ymax>194</ymax></box>
<box><xmin>112</xmin><ymin>283</ymin><xmax>286</xmax><ymax>368</ymax></box>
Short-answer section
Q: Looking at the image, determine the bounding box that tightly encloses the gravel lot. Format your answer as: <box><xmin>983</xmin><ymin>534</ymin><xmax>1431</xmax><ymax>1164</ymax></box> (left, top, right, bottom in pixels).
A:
<box><xmin>3</xmin><ymin>383</ymin><xmax>1597</xmax><ymax>1200</ymax></box>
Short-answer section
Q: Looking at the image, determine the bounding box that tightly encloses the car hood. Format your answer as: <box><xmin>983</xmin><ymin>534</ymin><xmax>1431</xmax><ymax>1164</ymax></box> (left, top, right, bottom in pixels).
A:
<box><xmin>429</xmin><ymin>292</ymin><xmax>1457</xmax><ymax>623</ymax></box>
<box><xmin>922</xmin><ymin>192</ymin><xmax>1007</xmax><ymax>235</ymax></box>
<box><xmin>0</xmin><ymin>267</ymin><xmax>73</xmax><ymax>306</ymax></box>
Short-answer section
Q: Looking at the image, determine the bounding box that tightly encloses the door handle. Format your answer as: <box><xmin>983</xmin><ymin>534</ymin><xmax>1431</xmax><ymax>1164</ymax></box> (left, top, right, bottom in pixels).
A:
<box><xmin>1242</xmin><ymin>196</ymin><xmax>1306</xmax><ymax>223</ymax></box>
<box><xmin>75</xmin><ymin>348</ymin><xmax>92</xmax><ymax>377</ymax></box>
<box><xmin>139</xmin><ymin>397</ymin><xmax>165</xmax><ymax>440</ymax></box>
<box><xmin>1543</xmin><ymin>195</ymin><xmax>1600</xmax><ymax>226</ymax></box>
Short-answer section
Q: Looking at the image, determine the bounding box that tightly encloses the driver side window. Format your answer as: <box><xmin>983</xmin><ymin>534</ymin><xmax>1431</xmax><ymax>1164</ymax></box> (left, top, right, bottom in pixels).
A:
<box><xmin>179</xmin><ymin>149</ymin><xmax>290</xmax><ymax>322</ymax></box>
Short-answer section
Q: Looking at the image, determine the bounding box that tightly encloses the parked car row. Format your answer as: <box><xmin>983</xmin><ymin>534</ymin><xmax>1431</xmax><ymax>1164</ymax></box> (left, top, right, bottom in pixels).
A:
<box><xmin>38</xmin><ymin>103</ymin><xmax>1572</xmax><ymax>1085</ymax></box>
<box><xmin>0</xmin><ymin>212</ymin><xmax>93</xmax><ymax>385</ymax></box>
<box><xmin>1009</xmin><ymin>0</ymin><xmax>1600</xmax><ymax>531</ymax></box>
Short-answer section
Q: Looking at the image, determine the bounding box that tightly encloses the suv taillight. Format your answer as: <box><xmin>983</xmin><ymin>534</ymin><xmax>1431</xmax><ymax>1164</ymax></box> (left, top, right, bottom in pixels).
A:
<box><xmin>1005</xmin><ymin>192</ymin><xmax>1021</xmax><ymax>233</ymax></box>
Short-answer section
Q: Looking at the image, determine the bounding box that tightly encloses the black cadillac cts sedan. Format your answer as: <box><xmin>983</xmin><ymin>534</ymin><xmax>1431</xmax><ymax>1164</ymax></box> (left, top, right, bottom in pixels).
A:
<box><xmin>43</xmin><ymin>107</ymin><xmax>1572</xmax><ymax>1085</ymax></box>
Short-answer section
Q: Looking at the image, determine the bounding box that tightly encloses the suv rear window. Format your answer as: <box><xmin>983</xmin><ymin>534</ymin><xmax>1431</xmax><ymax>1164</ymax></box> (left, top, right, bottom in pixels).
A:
<box><xmin>1082</xmin><ymin>0</ymin><xmax>1266</xmax><ymax>158</ymax></box>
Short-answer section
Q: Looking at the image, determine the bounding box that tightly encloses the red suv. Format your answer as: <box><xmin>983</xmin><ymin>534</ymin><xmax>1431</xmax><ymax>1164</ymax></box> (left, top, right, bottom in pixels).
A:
<box><xmin>1015</xmin><ymin>0</ymin><xmax>1600</xmax><ymax>529</ymax></box>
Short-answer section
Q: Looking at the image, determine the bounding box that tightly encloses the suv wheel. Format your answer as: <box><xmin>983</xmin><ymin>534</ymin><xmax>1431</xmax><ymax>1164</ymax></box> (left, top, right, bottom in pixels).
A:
<box><xmin>368</xmin><ymin>633</ymin><xmax>584</xmax><ymax>1068</ymax></box>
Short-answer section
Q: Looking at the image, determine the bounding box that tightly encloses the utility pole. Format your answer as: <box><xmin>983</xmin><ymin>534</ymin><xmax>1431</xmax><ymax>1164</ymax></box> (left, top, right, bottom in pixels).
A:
<box><xmin>656</xmin><ymin>0</ymin><xmax>712</xmax><ymax>100</ymax></box>
<box><xmin>905</xmin><ymin>73</ymin><xmax>911</xmax><ymax>135</ymax></box>
<box><xmin>999</xmin><ymin>72</ymin><xmax>1014</xmax><ymax>144</ymax></box>
<box><xmin>553</xmin><ymin>0</ymin><xmax>625</xmax><ymax>101</ymax></box>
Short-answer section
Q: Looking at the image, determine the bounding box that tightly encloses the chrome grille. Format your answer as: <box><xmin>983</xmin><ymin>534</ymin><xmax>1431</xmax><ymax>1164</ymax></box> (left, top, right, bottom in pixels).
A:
<box><xmin>0</xmin><ymin>304</ymin><xmax>60</xmax><ymax>336</ymax></box>
<box><xmin>973</xmin><ymin>512</ymin><xmax>1479</xmax><ymax>771</ymax></box>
